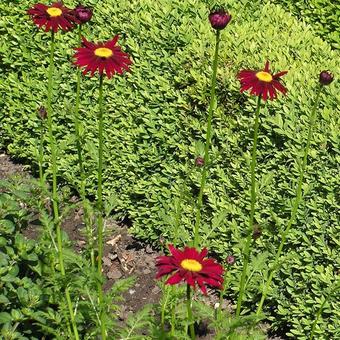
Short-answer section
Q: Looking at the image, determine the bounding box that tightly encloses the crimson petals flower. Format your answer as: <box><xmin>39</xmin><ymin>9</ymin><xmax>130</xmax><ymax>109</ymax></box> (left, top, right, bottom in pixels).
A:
<box><xmin>238</xmin><ymin>61</ymin><xmax>288</xmax><ymax>101</ymax></box>
<box><xmin>27</xmin><ymin>2</ymin><xmax>76</xmax><ymax>33</ymax></box>
<box><xmin>156</xmin><ymin>244</ymin><xmax>224</xmax><ymax>294</ymax></box>
<box><xmin>73</xmin><ymin>36</ymin><xmax>132</xmax><ymax>78</ymax></box>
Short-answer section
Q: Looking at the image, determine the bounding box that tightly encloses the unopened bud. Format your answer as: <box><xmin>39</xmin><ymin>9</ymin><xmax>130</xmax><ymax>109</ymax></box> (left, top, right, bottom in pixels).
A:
<box><xmin>226</xmin><ymin>255</ymin><xmax>235</xmax><ymax>265</ymax></box>
<box><xmin>74</xmin><ymin>5</ymin><xmax>93</xmax><ymax>24</ymax></box>
<box><xmin>319</xmin><ymin>70</ymin><xmax>334</xmax><ymax>86</ymax></box>
<box><xmin>209</xmin><ymin>9</ymin><xmax>231</xmax><ymax>30</ymax></box>
<box><xmin>252</xmin><ymin>225</ymin><xmax>262</xmax><ymax>240</ymax></box>
<box><xmin>195</xmin><ymin>156</ymin><xmax>204</xmax><ymax>167</ymax></box>
<box><xmin>38</xmin><ymin>106</ymin><xmax>47</xmax><ymax>120</ymax></box>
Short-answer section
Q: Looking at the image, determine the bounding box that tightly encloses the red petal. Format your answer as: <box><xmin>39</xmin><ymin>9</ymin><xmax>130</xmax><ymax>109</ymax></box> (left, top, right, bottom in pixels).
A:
<box><xmin>166</xmin><ymin>272</ymin><xmax>183</xmax><ymax>285</ymax></box>
<box><xmin>273</xmin><ymin>70</ymin><xmax>288</xmax><ymax>79</ymax></box>
<box><xmin>264</xmin><ymin>60</ymin><xmax>270</xmax><ymax>72</ymax></box>
<box><xmin>106</xmin><ymin>35</ymin><xmax>119</xmax><ymax>49</ymax></box>
<box><xmin>199</xmin><ymin>248</ymin><xmax>208</xmax><ymax>260</ymax></box>
<box><xmin>168</xmin><ymin>244</ymin><xmax>184</xmax><ymax>260</ymax></box>
<box><xmin>155</xmin><ymin>265</ymin><xmax>176</xmax><ymax>279</ymax></box>
<box><xmin>272</xmin><ymin>80</ymin><xmax>287</xmax><ymax>95</ymax></box>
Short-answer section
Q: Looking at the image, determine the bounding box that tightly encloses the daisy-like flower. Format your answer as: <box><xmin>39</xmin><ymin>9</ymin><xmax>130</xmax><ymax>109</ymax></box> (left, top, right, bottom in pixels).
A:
<box><xmin>238</xmin><ymin>61</ymin><xmax>288</xmax><ymax>101</ymax></box>
<box><xmin>156</xmin><ymin>244</ymin><xmax>224</xmax><ymax>294</ymax></box>
<box><xmin>27</xmin><ymin>2</ymin><xmax>76</xmax><ymax>33</ymax></box>
<box><xmin>73</xmin><ymin>36</ymin><xmax>132</xmax><ymax>78</ymax></box>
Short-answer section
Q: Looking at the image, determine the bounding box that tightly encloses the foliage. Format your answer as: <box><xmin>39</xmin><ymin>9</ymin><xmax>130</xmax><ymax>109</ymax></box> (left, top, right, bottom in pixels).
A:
<box><xmin>268</xmin><ymin>0</ymin><xmax>340</xmax><ymax>50</ymax></box>
<box><xmin>0</xmin><ymin>0</ymin><xmax>339</xmax><ymax>338</ymax></box>
<box><xmin>0</xmin><ymin>183</ymin><xmax>46</xmax><ymax>339</ymax></box>
<box><xmin>0</xmin><ymin>178</ymin><xmax>133</xmax><ymax>339</ymax></box>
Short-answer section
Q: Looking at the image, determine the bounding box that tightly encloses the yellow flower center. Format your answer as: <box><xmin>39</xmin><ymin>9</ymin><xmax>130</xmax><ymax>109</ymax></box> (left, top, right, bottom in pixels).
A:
<box><xmin>256</xmin><ymin>71</ymin><xmax>273</xmax><ymax>82</ymax></box>
<box><xmin>46</xmin><ymin>7</ymin><xmax>62</xmax><ymax>17</ymax></box>
<box><xmin>94</xmin><ymin>47</ymin><xmax>113</xmax><ymax>58</ymax></box>
<box><xmin>180</xmin><ymin>259</ymin><xmax>202</xmax><ymax>272</ymax></box>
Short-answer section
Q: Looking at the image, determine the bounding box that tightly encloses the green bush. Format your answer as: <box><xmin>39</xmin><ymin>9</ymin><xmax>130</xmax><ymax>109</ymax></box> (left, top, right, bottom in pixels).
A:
<box><xmin>268</xmin><ymin>0</ymin><xmax>340</xmax><ymax>50</ymax></box>
<box><xmin>0</xmin><ymin>0</ymin><xmax>339</xmax><ymax>338</ymax></box>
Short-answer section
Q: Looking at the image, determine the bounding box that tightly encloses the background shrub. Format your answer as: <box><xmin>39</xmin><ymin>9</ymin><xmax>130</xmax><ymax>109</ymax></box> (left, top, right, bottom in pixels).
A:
<box><xmin>0</xmin><ymin>0</ymin><xmax>339</xmax><ymax>338</ymax></box>
<box><xmin>268</xmin><ymin>0</ymin><xmax>340</xmax><ymax>50</ymax></box>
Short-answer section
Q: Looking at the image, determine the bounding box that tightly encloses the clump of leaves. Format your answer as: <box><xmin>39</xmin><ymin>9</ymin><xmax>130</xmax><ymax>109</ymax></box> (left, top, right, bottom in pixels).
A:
<box><xmin>0</xmin><ymin>178</ymin><xmax>134</xmax><ymax>339</ymax></box>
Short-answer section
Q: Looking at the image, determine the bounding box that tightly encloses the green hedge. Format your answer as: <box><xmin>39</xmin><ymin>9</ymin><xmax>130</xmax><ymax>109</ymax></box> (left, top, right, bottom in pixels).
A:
<box><xmin>0</xmin><ymin>0</ymin><xmax>339</xmax><ymax>338</ymax></box>
<box><xmin>269</xmin><ymin>0</ymin><xmax>340</xmax><ymax>50</ymax></box>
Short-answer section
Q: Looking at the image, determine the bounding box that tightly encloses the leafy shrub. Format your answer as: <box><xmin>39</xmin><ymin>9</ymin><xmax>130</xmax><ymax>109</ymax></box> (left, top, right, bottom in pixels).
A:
<box><xmin>0</xmin><ymin>0</ymin><xmax>339</xmax><ymax>338</ymax></box>
<box><xmin>268</xmin><ymin>0</ymin><xmax>340</xmax><ymax>50</ymax></box>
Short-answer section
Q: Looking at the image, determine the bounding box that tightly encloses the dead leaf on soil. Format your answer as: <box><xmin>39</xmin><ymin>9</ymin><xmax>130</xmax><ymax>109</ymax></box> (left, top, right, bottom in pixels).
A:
<box><xmin>106</xmin><ymin>234</ymin><xmax>121</xmax><ymax>246</ymax></box>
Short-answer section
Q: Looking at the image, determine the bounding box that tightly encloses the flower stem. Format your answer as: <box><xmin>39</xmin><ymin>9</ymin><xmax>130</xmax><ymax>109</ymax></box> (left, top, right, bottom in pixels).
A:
<box><xmin>96</xmin><ymin>74</ymin><xmax>106</xmax><ymax>340</ymax></box>
<box><xmin>186</xmin><ymin>284</ymin><xmax>196</xmax><ymax>340</ymax></box>
<box><xmin>38</xmin><ymin>119</ymin><xmax>45</xmax><ymax>187</ymax></box>
<box><xmin>171</xmin><ymin>304</ymin><xmax>176</xmax><ymax>337</ymax></box>
<box><xmin>46</xmin><ymin>31</ymin><xmax>79</xmax><ymax>340</ymax></box>
<box><xmin>236</xmin><ymin>95</ymin><xmax>262</xmax><ymax>317</ymax></box>
<box><xmin>309</xmin><ymin>280</ymin><xmax>339</xmax><ymax>340</ymax></box>
<box><xmin>256</xmin><ymin>86</ymin><xmax>322</xmax><ymax>316</ymax></box>
<box><xmin>74</xmin><ymin>25</ymin><xmax>95</xmax><ymax>267</ymax></box>
<box><xmin>193</xmin><ymin>29</ymin><xmax>221</xmax><ymax>248</ymax></box>
<box><xmin>160</xmin><ymin>284</ymin><xmax>170</xmax><ymax>334</ymax></box>
<box><xmin>216</xmin><ymin>268</ymin><xmax>231</xmax><ymax>325</ymax></box>
<box><xmin>309</xmin><ymin>296</ymin><xmax>327</xmax><ymax>340</ymax></box>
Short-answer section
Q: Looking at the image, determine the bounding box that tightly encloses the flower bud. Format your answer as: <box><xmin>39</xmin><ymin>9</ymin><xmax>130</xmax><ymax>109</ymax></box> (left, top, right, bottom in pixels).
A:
<box><xmin>226</xmin><ymin>255</ymin><xmax>235</xmax><ymax>265</ymax></box>
<box><xmin>195</xmin><ymin>156</ymin><xmax>205</xmax><ymax>167</ymax></box>
<box><xmin>38</xmin><ymin>106</ymin><xmax>47</xmax><ymax>120</ymax></box>
<box><xmin>319</xmin><ymin>70</ymin><xmax>334</xmax><ymax>86</ymax></box>
<box><xmin>74</xmin><ymin>5</ymin><xmax>93</xmax><ymax>24</ymax></box>
<box><xmin>252</xmin><ymin>225</ymin><xmax>262</xmax><ymax>240</ymax></box>
<box><xmin>209</xmin><ymin>9</ymin><xmax>231</xmax><ymax>30</ymax></box>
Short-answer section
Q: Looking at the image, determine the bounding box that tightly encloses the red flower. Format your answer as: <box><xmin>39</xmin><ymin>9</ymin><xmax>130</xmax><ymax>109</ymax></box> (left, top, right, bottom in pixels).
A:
<box><xmin>156</xmin><ymin>244</ymin><xmax>224</xmax><ymax>294</ymax></box>
<box><xmin>238</xmin><ymin>61</ymin><xmax>288</xmax><ymax>101</ymax></box>
<box><xmin>73</xmin><ymin>36</ymin><xmax>132</xmax><ymax>78</ymax></box>
<box><xmin>27</xmin><ymin>2</ymin><xmax>76</xmax><ymax>33</ymax></box>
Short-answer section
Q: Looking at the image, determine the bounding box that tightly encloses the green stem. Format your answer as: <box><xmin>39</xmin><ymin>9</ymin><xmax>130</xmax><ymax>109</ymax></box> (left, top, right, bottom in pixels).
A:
<box><xmin>74</xmin><ymin>25</ymin><xmax>95</xmax><ymax>267</ymax></box>
<box><xmin>171</xmin><ymin>304</ymin><xmax>175</xmax><ymax>337</ymax></box>
<box><xmin>309</xmin><ymin>280</ymin><xmax>339</xmax><ymax>339</ymax></box>
<box><xmin>236</xmin><ymin>95</ymin><xmax>262</xmax><ymax>317</ymax></box>
<box><xmin>38</xmin><ymin>119</ymin><xmax>44</xmax><ymax>187</ymax></box>
<box><xmin>309</xmin><ymin>296</ymin><xmax>327</xmax><ymax>340</ymax></box>
<box><xmin>216</xmin><ymin>268</ymin><xmax>231</xmax><ymax>323</ymax></box>
<box><xmin>256</xmin><ymin>86</ymin><xmax>323</xmax><ymax>316</ymax></box>
<box><xmin>193</xmin><ymin>29</ymin><xmax>221</xmax><ymax>248</ymax></box>
<box><xmin>186</xmin><ymin>284</ymin><xmax>196</xmax><ymax>340</ymax></box>
<box><xmin>96</xmin><ymin>74</ymin><xmax>106</xmax><ymax>340</ymax></box>
<box><xmin>46</xmin><ymin>31</ymin><xmax>79</xmax><ymax>340</ymax></box>
<box><xmin>160</xmin><ymin>284</ymin><xmax>171</xmax><ymax>334</ymax></box>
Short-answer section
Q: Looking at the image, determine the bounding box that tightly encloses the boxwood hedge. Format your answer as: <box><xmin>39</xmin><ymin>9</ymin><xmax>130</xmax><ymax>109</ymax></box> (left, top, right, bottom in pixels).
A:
<box><xmin>268</xmin><ymin>0</ymin><xmax>340</xmax><ymax>50</ymax></box>
<box><xmin>0</xmin><ymin>0</ymin><xmax>339</xmax><ymax>338</ymax></box>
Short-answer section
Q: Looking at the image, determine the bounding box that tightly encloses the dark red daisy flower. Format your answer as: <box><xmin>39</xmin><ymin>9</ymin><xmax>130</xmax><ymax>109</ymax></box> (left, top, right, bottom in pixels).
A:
<box><xmin>156</xmin><ymin>244</ymin><xmax>224</xmax><ymax>294</ymax></box>
<box><xmin>27</xmin><ymin>2</ymin><xmax>77</xmax><ymax>33</ymax></box>
<box><xmin>238</xmin><ymin>61</ymin><xmax>288</xmax><ymax>101</ymax></box>
<box><xmin>73</xmin><ymin>36</ymin><xmax>132</xmax><ymax>78</ymax></box>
